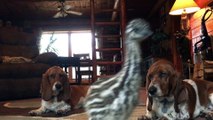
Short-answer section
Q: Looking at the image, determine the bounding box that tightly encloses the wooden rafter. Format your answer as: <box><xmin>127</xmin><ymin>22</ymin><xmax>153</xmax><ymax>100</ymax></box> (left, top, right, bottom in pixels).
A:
<box><xmin>148</xmin><ymin>0</ymin><xmax>167</xmax><ymax>19</ymax></box>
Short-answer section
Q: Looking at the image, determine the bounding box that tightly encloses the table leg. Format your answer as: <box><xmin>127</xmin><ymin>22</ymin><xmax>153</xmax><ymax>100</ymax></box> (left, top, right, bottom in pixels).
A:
<box><xmin>77</xmin><ymin>66</ymin><xmax>81</xmax><ymax>84</ymax></box>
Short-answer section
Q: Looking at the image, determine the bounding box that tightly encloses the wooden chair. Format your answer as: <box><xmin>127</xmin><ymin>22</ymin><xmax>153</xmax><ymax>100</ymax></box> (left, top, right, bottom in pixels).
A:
<box><xmin>73</xmin><ymin>53</ymin><xmax>93</xmax><ymax>84</ymax></box>
<box><xmin>203</xmin><ymin>60</ymin><xmax>213</xmax><ymax>80</ymax></box>
<box><xmin>193</xmin><ymin>60</ymin><xmax>213</xmax><ymax>81</ymax></box>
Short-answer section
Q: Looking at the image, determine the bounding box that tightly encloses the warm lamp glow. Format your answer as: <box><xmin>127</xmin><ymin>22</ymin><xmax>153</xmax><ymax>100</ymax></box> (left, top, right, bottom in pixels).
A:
<box><xmin>169</xmin><ymin>0</ymin><xmax>200</xmax><ymax>15</ymax></box>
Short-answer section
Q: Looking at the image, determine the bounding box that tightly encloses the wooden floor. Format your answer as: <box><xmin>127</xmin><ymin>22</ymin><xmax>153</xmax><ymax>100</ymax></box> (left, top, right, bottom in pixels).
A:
<box><xmin>0</xmin><ymin>106</ymin><xmax>146</xmax><ymax>120</ymax></box>
<box><xmin>70</xmin><ymin>85</ymin><xmax>147</xmax><ymax>107</ymax></box>
<box><xmin>0</xmin><ymin>85</ymin><xmax>147</xmax><ymax>120</ymax></box>
<box><xmin>0</xmin><ymin>86</ymin><xmax>206</xmax><ymax>119</ymax></box>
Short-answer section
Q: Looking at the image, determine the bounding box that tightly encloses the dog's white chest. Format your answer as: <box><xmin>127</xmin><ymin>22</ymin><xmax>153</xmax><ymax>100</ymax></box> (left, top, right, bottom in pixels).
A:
<box><xmin>152</xmin><ymin>98</ymin><xmax>176</xmax><ymax>119</ymax></box>
<box><xmin>42</xmin><ymin>99</ymin><xmax>71</xmax><ymax>111</ymax></box>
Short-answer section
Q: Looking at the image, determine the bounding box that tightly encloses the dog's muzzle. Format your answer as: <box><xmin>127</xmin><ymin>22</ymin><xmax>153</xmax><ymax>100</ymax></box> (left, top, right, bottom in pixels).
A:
<box><xmin>53</xmin><ymin>82</ymin><xmax>63</xmax><ymax>92</ymax></box>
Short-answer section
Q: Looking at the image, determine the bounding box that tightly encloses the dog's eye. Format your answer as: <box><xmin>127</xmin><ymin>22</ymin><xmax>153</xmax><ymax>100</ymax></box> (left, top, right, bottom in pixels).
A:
<box><xmin>59</xmin><ymin>74</ymin><xmax>65</xmax><ymax>78</ymax></box>
<box><xmin>159</xmin><ymin>72</ymin><xmax>167</xmax><ymax>78</ymax></box>
<box><xmin>49</xmin><ymin>74</ymin><xmax>56</xmax><ymax>79</ymax></box>
<box><xmin>148</xmin><ymin>75</ymin><xmax>153</xmax><ymax>80</ymax></box>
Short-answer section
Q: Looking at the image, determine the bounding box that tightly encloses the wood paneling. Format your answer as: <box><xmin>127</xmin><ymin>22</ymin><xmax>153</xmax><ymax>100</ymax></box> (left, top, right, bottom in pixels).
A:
<box><xmin>195</xmin><ymin>0</ymin><xmax>213</xmax><ymax>8</ymax></box>
<box><xmin>190</xmin><ymin>7</ymin><xmax>213</xmax><ymax>59</ymax></box>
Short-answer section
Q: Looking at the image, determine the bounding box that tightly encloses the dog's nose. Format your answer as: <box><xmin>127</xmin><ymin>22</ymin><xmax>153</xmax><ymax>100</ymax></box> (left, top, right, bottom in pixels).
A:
<box><xmin>148</xmin><ymin>86</ymin><xmax>157</xmax><ymax>95</ymax></box>
<box><xmin>55</xmin><ymin>83</ymin><xmax>62</xmax><ymax>90</ymax></box>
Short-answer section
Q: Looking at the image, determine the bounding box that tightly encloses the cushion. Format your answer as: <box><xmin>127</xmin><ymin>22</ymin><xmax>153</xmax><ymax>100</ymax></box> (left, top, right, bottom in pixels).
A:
<box><xmin>33</xmin><ymin>52</ymin><xmax>58</xmax><ymax>65</ymax></box>
<box><xmin>0</xmin><ymin>63</ymin><xmax>51</xmax><ymax>78</ymax></box>
<box><xmin>1</xmin><ymin>56</ymin><xmax>32</xmax><ymax>63</ymax></box>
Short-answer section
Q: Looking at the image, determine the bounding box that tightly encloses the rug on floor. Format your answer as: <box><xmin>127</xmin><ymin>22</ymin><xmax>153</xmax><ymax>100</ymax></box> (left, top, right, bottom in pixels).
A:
<box><xmin>0</xmin><ymin>98</ymin><xmax>146</xmax><ymax>120</ymax></box>
<box><xmin>0</xmin><ymin>98</ymin><xmax>84</xmax><ymax>117</ymax></box>
<box><xmin>0</xmin><ymin>98</ymin><xmax>206</xmax><ymax>120</ymax></box>
<box><xmin>3</xmin><ymin>98</ymin><xmax>40</xmax><ymax>109</ymax></box>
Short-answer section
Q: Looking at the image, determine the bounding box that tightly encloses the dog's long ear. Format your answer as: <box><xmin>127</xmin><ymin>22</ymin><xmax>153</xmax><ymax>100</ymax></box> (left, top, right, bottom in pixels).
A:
<box><xmin>174</xmin><ymin>85</ymin><xmax>188</xmax><ymax>113</ymax></box>
<box><xmin>172</xmin><ymin>72</ymin><xmax>188</xmax><ymax>113</ymax></box>
<box><xmin>146</xmin><ymin>73</ymin><xmax>153</xmax><ymax>111</ymax></box>
<box><xmin>41</xmin><ymin>73</ymin><xmax>52</xmax><ymax>101</ymax></box>
<box><xmin>147</xmin><ymin>96</ymin><xmax>153</xmax><ymax>111</ymax></box>
<box><xmin>58</xmin><ymin>74</ymin><xmax>71</xmax><ymax>102</ymax></box>
<box><xmin>169</xmin><ymin>71</ymin><xmax>181</xmax><ymax>95</ymax></box>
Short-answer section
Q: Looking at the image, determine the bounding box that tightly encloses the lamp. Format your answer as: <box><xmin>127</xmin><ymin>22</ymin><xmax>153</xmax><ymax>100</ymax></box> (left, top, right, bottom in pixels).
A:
<box><xmin>169</xmin><ymin>0</ymin><xmax>200</xmax><ymax>15</ymax></box>
<box><xmin>169</xmin><ymin>0</ymin><xmax>200</xmax><ymax>75</ymax></box>
<box><xmin>169</xmin><ymin>0</ymin><xmax>200</xmax><ymax>32</ymax></box>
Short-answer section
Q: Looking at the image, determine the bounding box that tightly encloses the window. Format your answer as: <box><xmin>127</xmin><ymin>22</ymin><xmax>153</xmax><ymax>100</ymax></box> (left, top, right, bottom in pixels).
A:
<box><xmin>39</xmin><ymin>30</ymin><xmax>92</xmax><ymax>80</ymax></box>
<box><xmin>40</xmin><ymin>32</ymin><xmax>69</xmax><ymax>56</ymax></box>
<box><xmin>70</xmin><ymin>31</ymin><xmax>92</xmax><ymax>58</ymax></box>
<box><xmin>40</xmin><ymin>31</ymin><xmax>92</xmax><ymax>56</ymax></box>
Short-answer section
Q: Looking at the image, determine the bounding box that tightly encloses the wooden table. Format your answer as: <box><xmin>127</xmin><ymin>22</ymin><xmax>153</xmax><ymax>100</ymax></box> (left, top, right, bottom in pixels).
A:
<box><xmin>57</xmin><ymin>57</ymin><xmax>81</xmax><ymax>84</ymax></box>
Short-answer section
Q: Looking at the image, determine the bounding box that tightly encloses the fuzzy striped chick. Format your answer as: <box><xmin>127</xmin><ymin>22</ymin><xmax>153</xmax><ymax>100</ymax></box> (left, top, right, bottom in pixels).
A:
<box><xmin>84</xmin><ymin>18</ymin><xmax>153</xmax><ymax>120</ymax></box>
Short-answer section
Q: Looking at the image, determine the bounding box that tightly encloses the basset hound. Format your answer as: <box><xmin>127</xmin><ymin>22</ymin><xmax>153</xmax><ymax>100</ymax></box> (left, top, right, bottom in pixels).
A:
<box><xmin>29</xmin><ymin>66</ymin><xmax>71</xmax><ymax>116</ymax></box>
<box><xmin>139</xmin><ymin>59</ymin><xmax>213</xmax><ymax>120</ymax></box>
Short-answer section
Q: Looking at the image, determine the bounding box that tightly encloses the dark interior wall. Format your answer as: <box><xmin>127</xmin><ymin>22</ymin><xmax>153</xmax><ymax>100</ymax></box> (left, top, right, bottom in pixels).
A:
<box><xmin>31</xmin><ymin>19</ymin><xmax>91</xmax><ymax>31</ymax></box>
<box><xmin>0</xmin><ymin>0</ymin><xmax>178</xmax><ymax>63</ymax></box>
<box><xmin>0</xmin><ymin>18</ymin><xmax>91</xmax><ymax>32</ymax></box>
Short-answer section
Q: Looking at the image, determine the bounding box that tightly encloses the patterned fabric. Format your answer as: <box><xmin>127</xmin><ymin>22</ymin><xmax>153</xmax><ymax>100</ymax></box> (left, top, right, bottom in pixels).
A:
<box><xmin>84</xmin><ymin>19</ymin><xmax>153</xmax><ymax>120</ymax></box>
<box><xmin>2</xmin><ymin>56</ymin><xmax>32</xmax><ymax>63</ymax></box>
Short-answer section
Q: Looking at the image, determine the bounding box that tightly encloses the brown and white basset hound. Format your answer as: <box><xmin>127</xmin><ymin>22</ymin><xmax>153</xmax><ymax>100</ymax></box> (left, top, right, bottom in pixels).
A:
<box><xmin>139</xmin><ymin>59</ymin><xmax>213</xmax><ymax>120</ymax></box>
<box><xmin>29</xmin><ymin>66</ymin><xmax>71</xmax><ymax>116</ymax></box>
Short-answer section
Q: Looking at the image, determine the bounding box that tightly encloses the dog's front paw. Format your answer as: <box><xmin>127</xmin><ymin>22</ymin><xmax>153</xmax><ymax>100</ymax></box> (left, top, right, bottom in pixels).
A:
<box><xmin>56</xmin><ymin>109</ymin><xmax>70</xmax><ymax>116</ymax></box>
<box><xmin>159</xmin><ymin>117</ymin><xmax>169</xmax><ymax>120</ymax></box>
<box><xmin>29</xmin><ymin>109</ymin><xmax>43</xmax><ymax>116</ymax></box>
<box><xmin>29</xmin><ymin>107</ymin><xmax>48</xmax><ymax>116</ymax></box>
<box><xmin>203</xmin><ymin>112</ymin><xmax>213</xmax><ymax>120</ymax></box>
<box><xmin>138</xmin><ymin>115</ymin><xmax>151</xmax><ymax>120</ymax></box>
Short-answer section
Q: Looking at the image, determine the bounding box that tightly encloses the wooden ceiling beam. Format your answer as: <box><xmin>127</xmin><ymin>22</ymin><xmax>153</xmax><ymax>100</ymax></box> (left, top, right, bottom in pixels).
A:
<box><xmin>148</xmin><ymin>0</ymin><xmax>167</xmax><ymax>19</ymax></box>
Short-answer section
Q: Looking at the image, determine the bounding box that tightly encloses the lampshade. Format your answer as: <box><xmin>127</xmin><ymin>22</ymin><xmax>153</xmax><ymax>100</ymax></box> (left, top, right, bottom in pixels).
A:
<box><xmin>169</xmin><ymin>0</ymin><xmax>200</xmax><ymax>15</ymax></box>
